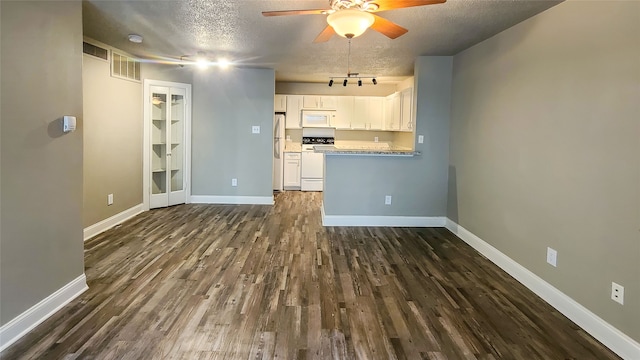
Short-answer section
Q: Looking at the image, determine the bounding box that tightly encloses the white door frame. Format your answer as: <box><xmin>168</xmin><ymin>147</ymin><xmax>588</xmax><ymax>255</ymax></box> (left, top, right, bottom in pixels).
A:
<box><xmin>143</xmin><ymin>79</ymin><xmax>192</xmax><ymax>210</ymax></box>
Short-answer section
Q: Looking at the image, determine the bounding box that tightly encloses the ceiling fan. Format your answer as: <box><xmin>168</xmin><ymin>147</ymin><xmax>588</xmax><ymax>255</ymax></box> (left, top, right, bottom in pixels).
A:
<box><xmin>262</xmin><ymin>0</ymin><xmax>446</xmax><ymax>43</ymax></box>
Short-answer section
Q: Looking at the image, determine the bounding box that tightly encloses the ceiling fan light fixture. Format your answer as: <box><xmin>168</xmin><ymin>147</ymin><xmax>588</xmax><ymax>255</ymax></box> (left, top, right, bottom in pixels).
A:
<box><xmin>327</xmin><ymin>9</ymin><xmax>375</xmax><ymax>39</ymax></box>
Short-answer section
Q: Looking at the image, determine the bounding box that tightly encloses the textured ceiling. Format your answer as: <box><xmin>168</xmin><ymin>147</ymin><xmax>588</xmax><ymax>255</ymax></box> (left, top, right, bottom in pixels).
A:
<box><xmin>83</xmin><ymin>0</ymin><xmax>562</xmax><ymax>83</ymax></box>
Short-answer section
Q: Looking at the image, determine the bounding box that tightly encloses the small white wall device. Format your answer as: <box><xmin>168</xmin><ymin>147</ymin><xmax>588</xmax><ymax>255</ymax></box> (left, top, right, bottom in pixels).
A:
<box><xmin>63</xmin><ymin>115</ymin><xmax>76</xmax><ymax>133</ymax></box>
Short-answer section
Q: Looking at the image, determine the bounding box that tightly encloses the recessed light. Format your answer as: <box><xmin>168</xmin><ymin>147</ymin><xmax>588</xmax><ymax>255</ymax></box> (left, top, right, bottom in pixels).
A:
<box><xmin>128</xmin><ymin>34</ymin><xmax>143</xmax><ymax>43</ymax></box>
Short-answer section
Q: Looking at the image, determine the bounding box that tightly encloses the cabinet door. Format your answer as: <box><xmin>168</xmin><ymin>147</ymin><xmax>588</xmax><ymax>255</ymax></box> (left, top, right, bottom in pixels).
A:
<box><xmin>286</xmin><ymin>95</ymin><xmax>302</xmax><ymax>129</ymax></box>
<box><xmin>283</xmin><ymin>155</ymin><xmax>301</xmax><ymax>188</ymax></box>
<box><xmin>368</xmin><ymin>97</ymin><xmax>384</xmax><ymax>130</ymax></box>
<box><xmin>352</xmin><ymin>97</ymin><xmax>368</xmax><ymax>129</ymax></box>
<box><xmin>334</xmin><ymin>96</ymin><xmax>354</xmax><ymax>129</ymax></box>
<box><xmin>303</xmin><ymin>95</ymin><xmax>320</xmax><ymax>109</ymax></box>
<box><xmin>320</xmin><ymin>96</ymin><xmax>337</xmax><ymax>110</ymax></box>
<box><xmin>385</xmin><ymin>93</ymin><xmax>401</xmax><ymax>131</ymax></box>
<box><xmin>274</xmin><ymin>94</ymin><xmax>286</xmax><ymax>112</ymax></box>
<box><xmin>400</xmin><ymin>88</ymin><xmax>413</xmax><ymax>131</ymax></box>
<box><xmin>150</xmin><ymin>86</ymin><xmax>169</xmax><ymax>208</ymax></box>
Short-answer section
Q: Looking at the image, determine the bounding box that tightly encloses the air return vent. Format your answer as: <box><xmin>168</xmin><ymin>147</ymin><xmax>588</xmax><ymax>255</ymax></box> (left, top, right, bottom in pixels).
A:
<box><xmin>112</xmin><ymin>52</ymin><xmax>141</xmax><ymax>82</ymax></box>
<box><xmin>82</xmin><ymin>42</ymin><xmax>108</xmax><ymax>60</ymax></box>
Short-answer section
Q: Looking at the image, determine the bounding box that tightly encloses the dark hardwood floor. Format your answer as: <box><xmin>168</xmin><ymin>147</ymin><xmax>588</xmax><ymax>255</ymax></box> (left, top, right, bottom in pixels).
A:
<box><xmin>2</xmin><ymin>191</ymin><xmax>619</xmax><ymax>359</ymax></box>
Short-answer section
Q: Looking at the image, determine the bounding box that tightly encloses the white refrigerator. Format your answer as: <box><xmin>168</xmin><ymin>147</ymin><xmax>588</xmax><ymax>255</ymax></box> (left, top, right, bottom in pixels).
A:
<box><xmin>273</xmin><ymin>114</ymin><xmax>285</xmax><ymax>191</ymax></box>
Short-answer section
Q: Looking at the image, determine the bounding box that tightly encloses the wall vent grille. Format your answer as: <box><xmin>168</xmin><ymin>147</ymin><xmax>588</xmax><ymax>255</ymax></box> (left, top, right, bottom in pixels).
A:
<box><xmin>82</xmin><ymin>42</ymin><xmax>108</xmax><ymax>60</ymax></box>
<box><xmin>112</xmin><ymin>52</ymin><xmax>141</xmax><ymax>82</ymax></box>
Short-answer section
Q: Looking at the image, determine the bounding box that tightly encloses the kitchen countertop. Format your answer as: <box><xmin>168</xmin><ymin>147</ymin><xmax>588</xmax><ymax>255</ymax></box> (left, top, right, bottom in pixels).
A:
<box><xmin>313</xmin><ymin>145</ymin><xmax>420</xmax><ymax>157</ymax></box>
<box><xmin>284</xmin><ymin>143</ymin><xmax>302</xmax><ymax>152</ymax></box>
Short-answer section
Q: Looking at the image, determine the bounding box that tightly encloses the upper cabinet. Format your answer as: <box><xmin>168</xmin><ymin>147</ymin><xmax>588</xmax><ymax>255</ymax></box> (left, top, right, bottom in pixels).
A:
<box><xmin>333</xmin><ymin>96</ymin><xmax>354</xmax><ymax>129</ymax></box>
<box><xmin>384</xmin><ymin>92</ymin><xmax>401</xmax><ymax>131</ymax></box>
<box><xmin>303</xmin><ymin>95</ymin><xmax>337</xmax><ymax>110</ymax></box>
<box><xmin>399</xmin><ymin>88</ymin><xmax>413</xmax><ymax>132</ymax></box>
<box><xmin>274</xmin><ymin>94</ymin><xmax>287</xmax><ymax>112</ymax></box>
<box><xmin>353</xmin><ymin>97</ymin><xmax>384</xmax><ymax>130</ymax></box>
<box><xmin>285</xmin><ymin>95</ymin><xmax>303</xmax><ymax>129</ymax></box>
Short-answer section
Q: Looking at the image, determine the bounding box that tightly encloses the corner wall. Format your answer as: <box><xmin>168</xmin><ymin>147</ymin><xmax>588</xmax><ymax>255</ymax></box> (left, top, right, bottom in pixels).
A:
<box><xmin>191</xmin><ymin>68</ymin><xmax>275</xmax><ymax>201</ymax></box>
<box><xmin>82</xmin><ymin>50</ymin><xmax>143</xmax><ymax>228</ymax></box>
<box><xmin>0</xmin><ymin>0</ymin><xmax>85</xmax><ymax>325</ymax></box>
<box><xmin>323</xmin><ymin>57</ymin><xmax>452</xmax><ymax>218</ymax></box>
<box><xmin>449</xmin><ymin>0</ymin><xmax>639</xmax><ymax>343</ymax></box>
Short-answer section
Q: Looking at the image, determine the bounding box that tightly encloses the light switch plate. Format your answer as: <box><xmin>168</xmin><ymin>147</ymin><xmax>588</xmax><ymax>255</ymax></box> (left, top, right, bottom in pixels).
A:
<box><xmin>231</xmin><ymin>178</ymin><xmax>238</xmax><ymax>187</ymax></box>
<box><xmin>546</xmin><ymin>247</ymin><xmax>557</xmax><ymax>267</ymax></box>
<box><xmin>418</xmin><ymin>135</ymin><xmax>424</xmax><ymax>144</ymax></box>
<box><xmin>107</xmin><ymin>193</ymin><xmax>113</xmax><ymax>206</ymax></box>
<box><xmin>385</xmin><ymin>195</ymin><xmax>392</xmax><ymax>205</ymax></box>
<box><xmin>252</xmin><ymin>126</ymin><xmax>260</xmax><ymax>134</ymax></box>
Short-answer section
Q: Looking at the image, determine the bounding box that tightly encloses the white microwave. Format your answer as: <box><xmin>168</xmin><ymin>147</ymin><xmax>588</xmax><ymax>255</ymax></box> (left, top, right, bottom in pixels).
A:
<box><xmin>301</xmin><ymin>110</ymin><xmax>335</xmax><ymax>128</ymax></box>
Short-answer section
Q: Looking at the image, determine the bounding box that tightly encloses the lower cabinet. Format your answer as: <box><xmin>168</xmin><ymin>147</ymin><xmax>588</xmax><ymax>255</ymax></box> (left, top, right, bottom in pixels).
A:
<box><xmin>283</xmin><ymin>152</ymin><xmax>301</xmax><ymax>189</ymax></box>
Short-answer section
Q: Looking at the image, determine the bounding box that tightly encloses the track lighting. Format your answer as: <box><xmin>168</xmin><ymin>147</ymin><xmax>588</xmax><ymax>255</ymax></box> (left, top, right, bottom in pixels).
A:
<box><xmin>327</xmin><ymin>38</ymin><xmax>377</xmax><ymax>88</ymax></box>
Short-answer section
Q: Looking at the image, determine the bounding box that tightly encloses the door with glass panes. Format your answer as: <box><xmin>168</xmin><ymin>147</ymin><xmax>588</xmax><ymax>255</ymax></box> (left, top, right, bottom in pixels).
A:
<box><xmin>149</xmin><ymin>86</ymin><xmax>187</xmax><ymax>208</ymax></box>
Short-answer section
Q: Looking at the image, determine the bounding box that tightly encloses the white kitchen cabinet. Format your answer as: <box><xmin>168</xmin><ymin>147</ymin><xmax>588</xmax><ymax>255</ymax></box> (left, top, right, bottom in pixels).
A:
<box><xmin>333</xmin><ymin>96</ymin><xmax>354</xmax><ymax>129</ymax></box>
<box><xmin>400</xmin><ymin>88</ymin><xmax>413</xmax><ymax>131</ymax></box>
<box><xmin>145</xmin><ymin>81</ymin><xmax>191</xmax><ymax>209</ymax></box>
<box><xmin>285</xmin><ymin>95</ymin><xmax>303</xmax><ymax>129</ymax></box>
<box><xmin>303</xmin><ymin>95</ymin><xmax>337</xmax><ymax>110</ymax></box>
<box><xmin>353</xmin><ymin>96</ymin><xmax>384</xmax><ymax>130</ymax></box>
<box><xmin>283</xmin><ymin>152</ymin><xmax>301</xmax><ymax>189</ymax></box>
<box><xmin>385</xmin><ymin>92</ymin><xmax>401</xmax><ymax>131</ymax></box>
<box><xmin>274</xmin><ymin>94</ymin><xmax>287</xmax><ymax>112</ymax></box>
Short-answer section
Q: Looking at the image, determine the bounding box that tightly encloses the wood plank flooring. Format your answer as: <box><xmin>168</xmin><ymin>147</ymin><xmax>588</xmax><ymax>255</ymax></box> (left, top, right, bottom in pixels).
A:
<box><xmin>2</xmin><ymin>191</ymin><xmax>620</xmax><ymax>359</ymax></box>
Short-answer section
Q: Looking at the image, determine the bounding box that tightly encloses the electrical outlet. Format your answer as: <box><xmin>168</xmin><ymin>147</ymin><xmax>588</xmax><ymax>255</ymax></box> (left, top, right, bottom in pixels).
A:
<box><xmin>107</xmin><ymin>193</ymin><xmax>114</xmax><ymax>206</ymax></box>
<box><xmin>385</xmin><ymin>195</ymin><xmax>392</xmax><ymax>205</ymax></box>
<box><xmin>546</xmin><ymin>247</ymin><xmax>557</xmax><ymax>267</ymax></box>
<box><xmin>252</xmin><ymin>126</ymin><xmax>260</xmax><ymax>134</ymax></box>
<box><xmin>231</xmin><ymin>178</ymin><xmax>238</xmax><ymax>187</ymax></box>
<box><xmin>418</xmin><ymin>135</ymin><xmax>424</xmax><ymax>144</ymax></box>
<box><xmin>611</xmin><ymin>282</ymin><xmax>624</xmax><ymax>305</ymax></box>
<box><xmin>374</xmin><ymin>136</ymin><xmax>379</xmax><ymax>143</ymax></box>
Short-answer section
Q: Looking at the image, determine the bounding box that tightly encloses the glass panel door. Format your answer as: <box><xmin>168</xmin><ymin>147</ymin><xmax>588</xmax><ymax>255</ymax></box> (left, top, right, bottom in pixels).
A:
<box><xmin>170</xmin><ymin>90</ymin><xmax>184</xmax><ymax>193</ymax></box>
<box><xmin>151</xmin><ymin>90</ymin><xmax>168</xmax><ymax>196</ymax></box>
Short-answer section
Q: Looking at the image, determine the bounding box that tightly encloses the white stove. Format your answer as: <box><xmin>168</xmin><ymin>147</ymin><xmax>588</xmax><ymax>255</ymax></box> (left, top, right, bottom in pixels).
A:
<box><xmin>300</xmin><ymin>136</ymin><xmax>334</xmax><ymax>191</ymax></box>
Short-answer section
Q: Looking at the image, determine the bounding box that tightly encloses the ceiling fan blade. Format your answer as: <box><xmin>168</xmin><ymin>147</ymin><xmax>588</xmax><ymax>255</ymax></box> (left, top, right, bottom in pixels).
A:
<box><xmin>262</xmin><ymin>9</ymin><xmax>328</xmax><ymax>17</ymax></box>
<box><xmin>370</xmin><ymin>0</ymin><xmax>446</xmax><ymax>12</ymax></box>
<box><xmin>370</xmin><ymin>15</ymin><xmax>408</xmax><ymax>39</ymax></box>
<box><xmin>313</xmin><ymin>26</ymin><xmax>336</xmax><ymax>43</ymax></box>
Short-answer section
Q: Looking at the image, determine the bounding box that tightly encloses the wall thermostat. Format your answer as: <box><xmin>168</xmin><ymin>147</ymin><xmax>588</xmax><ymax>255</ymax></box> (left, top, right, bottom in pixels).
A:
<box><xmin>63</xmin><ymin>115</ymin><xmax>76</xmax><ymax>133</ymax></box>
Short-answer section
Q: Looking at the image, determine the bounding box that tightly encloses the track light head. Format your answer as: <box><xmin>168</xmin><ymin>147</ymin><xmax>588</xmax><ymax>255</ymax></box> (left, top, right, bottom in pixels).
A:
<box><xmin>328</xmin><ymin>79</ymin><xmax>334</xmax><ymax>87</ymax></box>
<box><xmin>372</xmin><ymin>78</ymin><xmax>377</xmax><ymax>85</ymax></box>
<box><xmin>343</xmin><ymin>79</ymin><xmax>348</xmax><ymax>87</ymax></box>
<box><xmin>358</xmin><ymin>79</ymin><xmax>362</xmax><ymax>87</ymax></box>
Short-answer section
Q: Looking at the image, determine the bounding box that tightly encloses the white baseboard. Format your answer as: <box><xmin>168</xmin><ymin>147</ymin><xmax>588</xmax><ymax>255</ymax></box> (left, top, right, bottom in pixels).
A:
<box><xmin>0</xmin><ymin>274</ymin><xmax>88</xmax><ymax>352</ymax></box>
<box><xmin>190</xmin><ymin>195</ymin><xmax>274</xmax><ymax>205</ymax></box>
<box><xmin>83</xmin><ymin>203</ymin><xmax>144</xmax><ymax>241</ymax></box>
<box><xmin>321</xmin><ymin>204</ymin><xmax>446</xmax><ymax>227</ymax></box>
<box><xmin>445</xmin><ymin>219</ymin><xmax>640</xmax><ymax>360</ymax></box>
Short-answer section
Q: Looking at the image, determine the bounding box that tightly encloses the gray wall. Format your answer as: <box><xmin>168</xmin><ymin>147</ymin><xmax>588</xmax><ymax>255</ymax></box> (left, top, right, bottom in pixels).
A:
<box><xmin>192</xmin><ymin>68</ymin><xmax>275</xmax><ymax>197</ymax></box>
<box><xmin>448</xmin><ymin>0</ymin><xmax>639</xmax><ymax>341</ymax></box>
<box><xmin>83</xmin><ymin>53</ymin><xmax>142</xmax><ymax>227</ymax></box>
<box><xmin>323</xmin><ymin>57</ymin><xmax>452</xmax><ymax>216</ymax></box>
<box><xmin>0</xmin><ymin>0</ymin><xmax>85</xmax><ymax>325</ymax></box>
